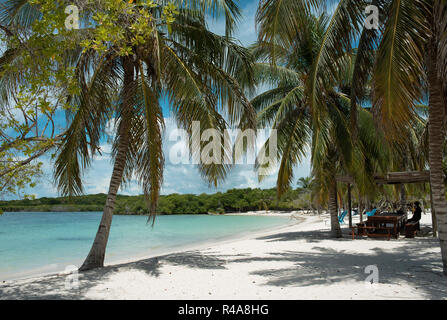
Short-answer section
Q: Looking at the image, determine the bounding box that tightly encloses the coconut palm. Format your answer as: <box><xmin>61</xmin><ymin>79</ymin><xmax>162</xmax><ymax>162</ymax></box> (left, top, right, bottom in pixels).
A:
<box><xmin>0</xmin><ymin>0</ymin><xmax>256</xmax><ymax>271</ymax></box>
<box><xmin>295</xmin><ymin>176</ymin><xmax>314</xmax><ymax>211</ymax></box>
<box><xmin>252</xmin><ymin>3</ymin><xmax>370</xmax><ymax>237</ymax></box>
<box><xmin>250</xmin><ymin>12</ymin><xmax>390</xmax><ymax>237</ymax></box>
<box><xmin>343</xmin><ymin>0</ymin><xmax>447</xmax><ymax>274</ymax></box>
<box><xmin>256</xmin><ymin>0</ymin><xmax>447</xmax><ymax>274</ymax></box>
<box><xmin>297</xmin><ymin>177</ymin><xmax>313</xmax><ymax>190</ymax></box>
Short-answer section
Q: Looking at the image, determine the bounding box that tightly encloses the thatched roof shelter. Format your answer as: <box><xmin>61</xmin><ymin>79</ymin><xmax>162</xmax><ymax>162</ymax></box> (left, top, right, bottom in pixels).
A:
<box><xmin>335</xmin><ymin>171</ymin><xmax>436</xmax><ymax>236</ymax></box>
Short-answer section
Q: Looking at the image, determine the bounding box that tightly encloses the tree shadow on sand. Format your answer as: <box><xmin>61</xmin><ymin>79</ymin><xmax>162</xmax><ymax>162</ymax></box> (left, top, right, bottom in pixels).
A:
<box><xmin>232</xmin><ymin>245</ymin><xmax>446</xmax><ymax>299</ymax></box>
<box><xmin>0</xmin><ymin>251</ymin><xmax>249</xmax><ymax>299</ymax></box>
<box><xmin>247</xmin><ymin>229</ymin><xmax>447</xmax><ymax>299</ymax></box>
<box><xmin>1</xmin><ymin>228</ymin><xmax>446</xmax><ymax>299</ymax></box>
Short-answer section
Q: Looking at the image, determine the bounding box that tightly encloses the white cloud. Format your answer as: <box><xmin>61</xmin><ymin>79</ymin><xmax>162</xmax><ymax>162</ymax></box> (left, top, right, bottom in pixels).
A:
<box><xmin>13</xmin><ymin>1</ymin><xmax>312</xmax><ymax>199</ymax></box>
<box><xmin>20</xmin><ymin>115</ymin><xmax>311</xmax><ymax>200</ymax></box>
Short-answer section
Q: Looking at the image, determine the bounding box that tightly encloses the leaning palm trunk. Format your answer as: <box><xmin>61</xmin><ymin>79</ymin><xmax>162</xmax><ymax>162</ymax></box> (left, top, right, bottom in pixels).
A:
<box><xmin>79</xmin><ymin>60</ymin><xmax>134</xmax><ymax>272</ymax></box>
<box><xmin>329</xmin><ymin>180</ymin><xmax>342</xmax><ymax>238</ymax></box>
<box><xmin>78</xmin><ymin>141</ymin><xmax>129</xmax><ymax>271</ymax></box>
<box><xmin>427</xmin><ymin>35</ymin><xmax>447</xmax><ymax>275</ymax></box>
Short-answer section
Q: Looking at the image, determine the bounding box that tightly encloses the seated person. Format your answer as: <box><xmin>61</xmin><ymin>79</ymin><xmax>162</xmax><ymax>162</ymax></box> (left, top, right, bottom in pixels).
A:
<box><xmin>408</xmin><ymin>201</ymin><xmax>422</xmax><ymax>224</ymax></box>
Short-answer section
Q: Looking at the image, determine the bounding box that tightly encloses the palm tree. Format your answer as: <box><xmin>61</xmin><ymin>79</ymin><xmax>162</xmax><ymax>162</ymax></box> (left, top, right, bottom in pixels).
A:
<box><xmin>345</xmin><ymin>0</ymin><xmax>447</xmax><ymax>274</ymax></box>
<box><xmin>297</xmin><ymin>177</ymin><xmax>312</xmax><ymax>190</ymax></box>
<box><xmin>297</xmin><ymin>176</ymin><xmax>313</xmax><ymax>210</ymax></box>
<box><xmin>0</xmin><ymin>0</ymin><xmax>256</xmax><ymax>271</ymax></box>
<box><xmin>250</xmin><ymin>11</ymin><xmax>389</xmax><ymax>237</ymax></box>
<box><xmin>256</xmin><ymin>0</ymin><xmax>447</xmax><ymax>274</ymax></box>
<box><xmin>294</xmin><ymin>176</ymin><xmax>312</xmax><ymax>212</ymax></box>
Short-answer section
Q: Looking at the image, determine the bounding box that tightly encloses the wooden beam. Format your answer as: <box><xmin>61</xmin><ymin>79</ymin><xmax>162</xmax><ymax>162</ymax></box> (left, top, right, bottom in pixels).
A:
<box><xmin>335</xmin><ymin>175</ymin><xmax>355</xmax><ymax>184</ymax></box>
<box><xmin>337</xmin><ymin>171</ymin><xmax>430</xmax><ymax>185</ymax></box>
<box><xmin>374</xmin><ymin>171</ymin><xmax>430</xmax><ymax>185</ymax></box>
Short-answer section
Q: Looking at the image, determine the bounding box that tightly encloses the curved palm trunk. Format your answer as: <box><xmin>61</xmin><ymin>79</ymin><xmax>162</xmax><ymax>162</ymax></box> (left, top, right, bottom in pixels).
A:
<box><xmin>329</xmin><ymin>180</ymin><xmax>342</xmax><ymax>238</ymax></box>
<box><xmin>78</xmin><ymin>141</ymin><xmax>129</xmax><ymax>271</ymax></box>
<box><xmin>79</xmin><ymin>59</ymin><xmax>135</xmax><ymax>272</ymax></box>
<box><xmin>427</xmin><ymin>34</ymin><xmax>447</xmax><ymax>275</ymax></box>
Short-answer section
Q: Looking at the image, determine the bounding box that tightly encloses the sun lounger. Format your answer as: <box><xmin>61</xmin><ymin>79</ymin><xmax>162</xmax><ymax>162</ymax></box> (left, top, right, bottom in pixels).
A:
<box><xmin>338</xmin><ymin>210</ymin><xmax>348</xmax><ymax>224</ymax></box>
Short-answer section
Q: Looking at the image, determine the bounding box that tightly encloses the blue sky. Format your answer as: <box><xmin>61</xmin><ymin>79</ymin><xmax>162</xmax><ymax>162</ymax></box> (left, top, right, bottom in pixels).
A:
<box><xmin>19</xmin><ymin>0</ymin><xmax>312</xmax><ymax>199</ymax></box>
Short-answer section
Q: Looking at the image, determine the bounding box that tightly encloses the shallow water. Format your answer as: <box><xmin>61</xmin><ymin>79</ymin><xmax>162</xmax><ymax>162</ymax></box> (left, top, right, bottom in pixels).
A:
<box><xmin>0</xmin><ymin>212</ymin><xmax>289</xmax><ymax>280</ymax></box>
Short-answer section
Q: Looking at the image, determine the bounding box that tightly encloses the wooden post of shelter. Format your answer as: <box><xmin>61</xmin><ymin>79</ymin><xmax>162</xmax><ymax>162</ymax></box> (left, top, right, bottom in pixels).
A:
<box><xmin>360</xmin><ymin>197</ymin><xmax>363</xmax><ymax>223</ymax></box>
<box><xmin>348</xmin><ymin>183</ymin><xmax>352</xmax><ymax>228</ymax></box>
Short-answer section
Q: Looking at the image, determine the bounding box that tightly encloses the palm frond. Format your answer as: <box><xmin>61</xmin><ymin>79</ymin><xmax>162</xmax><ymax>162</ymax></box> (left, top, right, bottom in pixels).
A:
<box><xmin>372</xmin><ymin>0</ymin><xmax>430</xmax><ymax>140</ymax></box>
<box><xmin>136</xmin><ymin>61</ymin><xmax>165</xmax><ymax>223</ymax></box>
<box><xmin>54</xmin><ymin>51</ymin><xmax>120</xmax><ymax>196</ymax></box>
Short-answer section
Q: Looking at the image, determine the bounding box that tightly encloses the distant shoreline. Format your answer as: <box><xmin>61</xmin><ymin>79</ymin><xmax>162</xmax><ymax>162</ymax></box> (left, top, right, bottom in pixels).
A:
<box><xmin>2</xmin><ymin>209</ymin><xmax>311</xmax><ymax>216</ymax></box>
<box><xmin>0</xmin><ymin>188</ymin><xmax>312</xmax><ymax>216</ymax></box>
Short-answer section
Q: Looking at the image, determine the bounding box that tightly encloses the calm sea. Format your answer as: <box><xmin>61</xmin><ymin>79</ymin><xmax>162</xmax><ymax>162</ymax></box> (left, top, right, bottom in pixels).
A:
<box><xmin>0</xmin><ymin>212</ymin><xmax>290</xmax><ymax>280</ymax></box>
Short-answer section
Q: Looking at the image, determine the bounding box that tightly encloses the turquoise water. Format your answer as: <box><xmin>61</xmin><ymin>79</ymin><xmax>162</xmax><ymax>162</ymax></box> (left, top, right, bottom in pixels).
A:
<box><xmin>0</xmin><ymin>212</ymin><xmax>289</xmax><ymax>280</ymax></box>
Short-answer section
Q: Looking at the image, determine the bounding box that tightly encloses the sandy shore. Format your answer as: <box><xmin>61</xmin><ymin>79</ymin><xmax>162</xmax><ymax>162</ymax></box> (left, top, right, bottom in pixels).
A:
<box><xmin>1</xmin><ymin>211</ymin><xmax>446</xmax><ymax>300</ymax></box>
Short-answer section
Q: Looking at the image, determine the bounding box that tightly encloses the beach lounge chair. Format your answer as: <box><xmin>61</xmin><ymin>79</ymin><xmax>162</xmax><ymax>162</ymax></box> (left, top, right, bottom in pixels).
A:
<box><xmin>366</xmin><ymin>208</ymin><xmax>377</xmax><ymax>217</ymax></box>
<box><xmin>338</xmin><ymin>210</ymin><xmax>348</xmax><ymax>224</ymax></box>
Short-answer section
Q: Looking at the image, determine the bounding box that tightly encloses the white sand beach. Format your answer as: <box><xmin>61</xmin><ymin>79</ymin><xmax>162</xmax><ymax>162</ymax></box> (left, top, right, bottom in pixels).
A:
<box><xmin>1</xmin><ymin>211</ymin><xmax>446</xmax><ymax>300</ymax></box>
